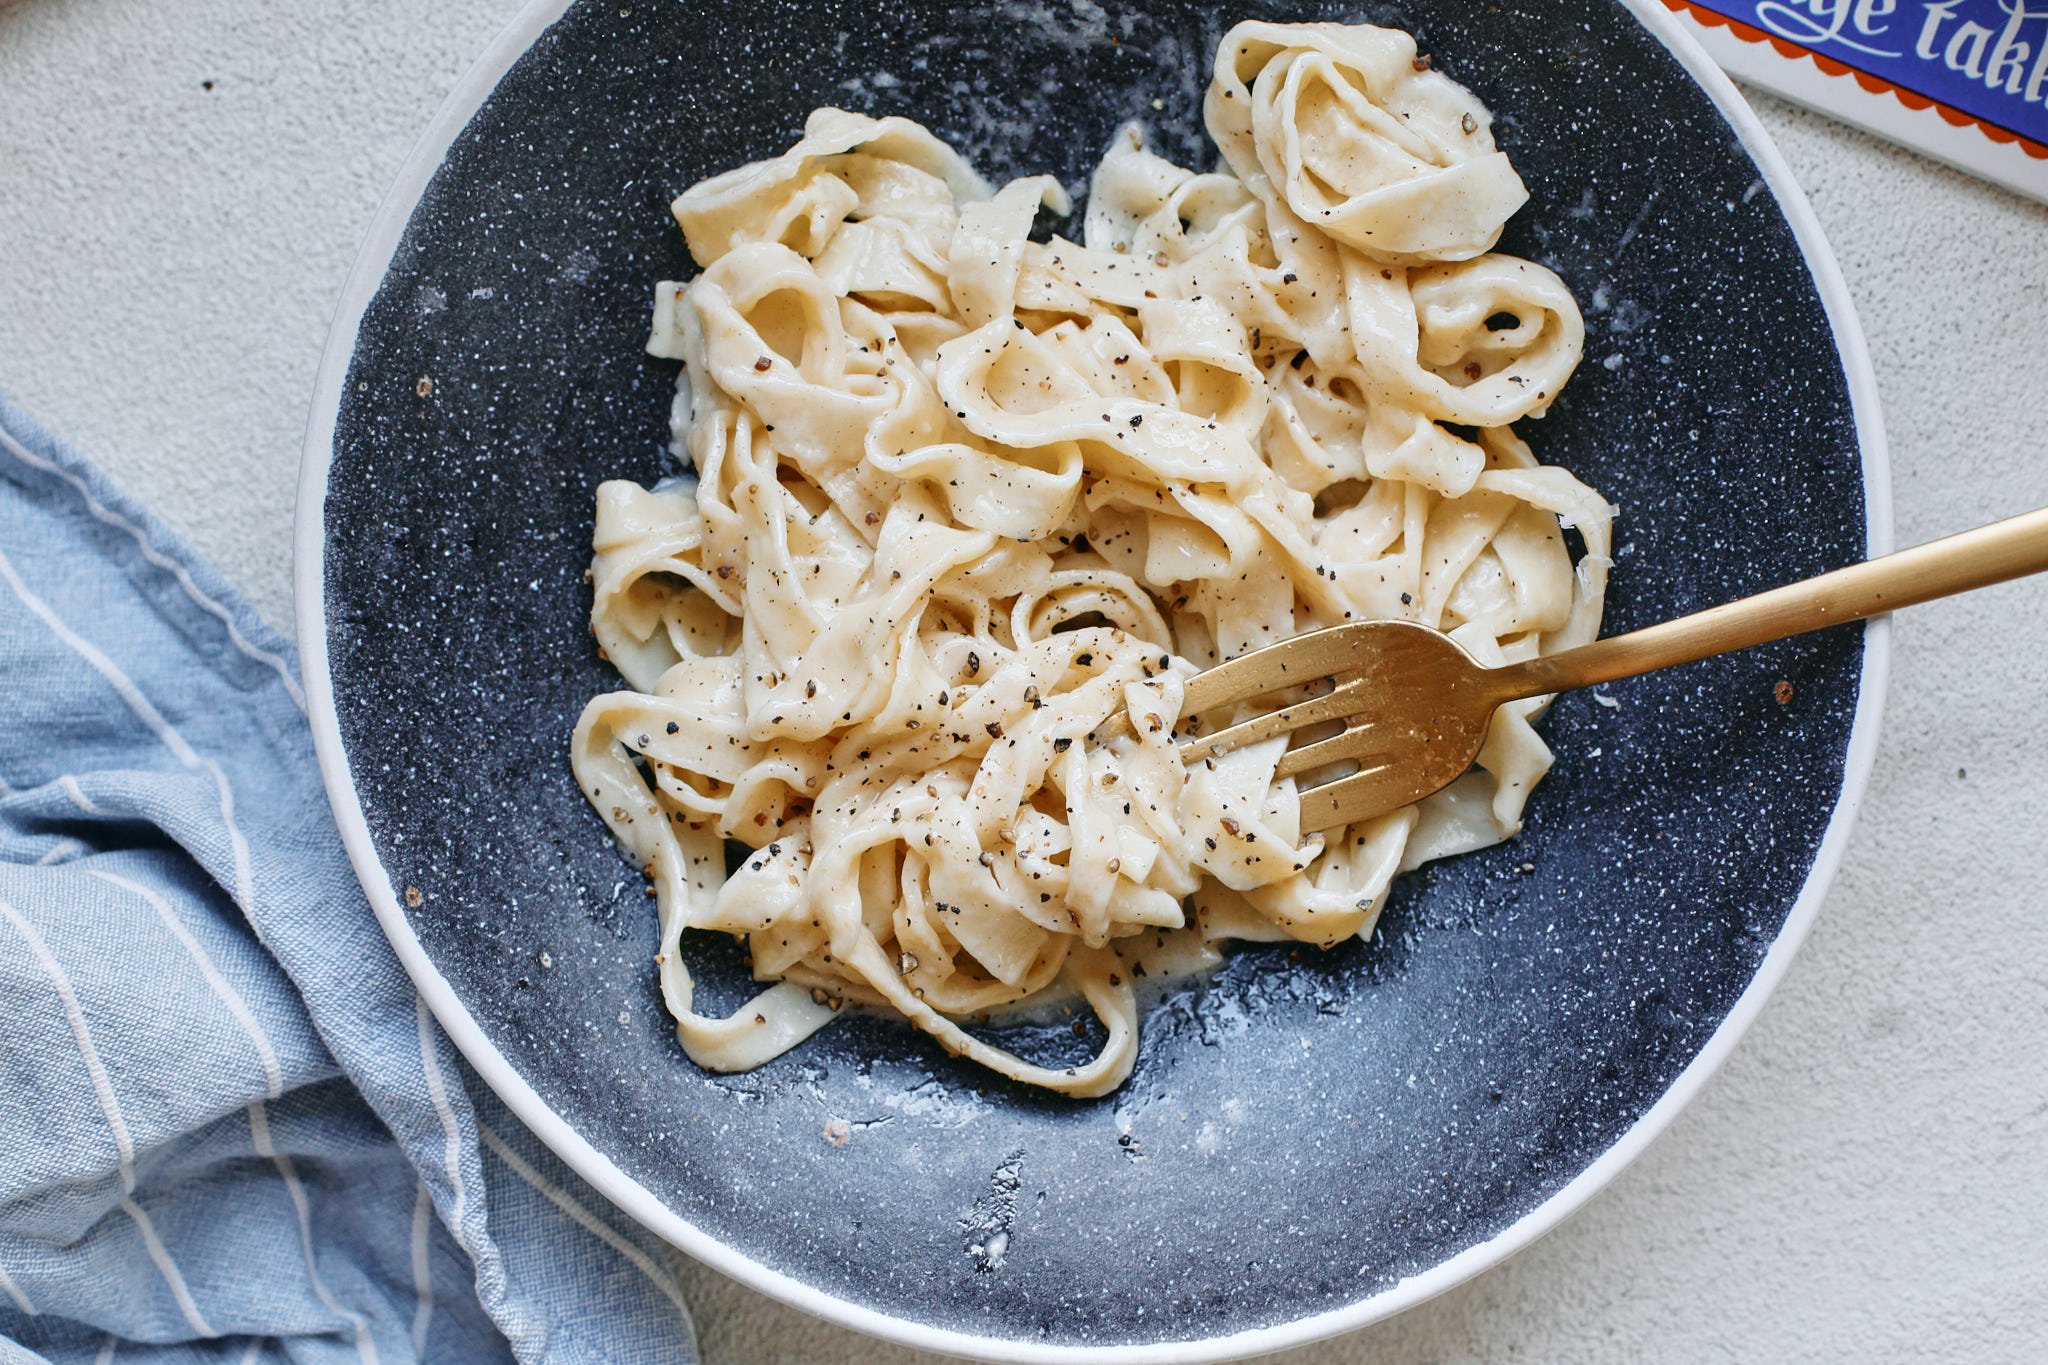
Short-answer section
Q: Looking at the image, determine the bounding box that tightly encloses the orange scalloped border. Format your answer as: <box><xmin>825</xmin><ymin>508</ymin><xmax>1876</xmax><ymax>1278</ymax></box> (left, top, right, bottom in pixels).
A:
<box><xmin>1663</xmin><ymin>0</ymin><xmax>2048</xmax><ymax>160</ymax></box>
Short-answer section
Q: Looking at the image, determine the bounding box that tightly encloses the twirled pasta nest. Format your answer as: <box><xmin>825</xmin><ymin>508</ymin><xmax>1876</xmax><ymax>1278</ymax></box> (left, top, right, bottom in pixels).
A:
<box><xmin>573</xmin><ymin>20</ymin><xmax>1613</xmax><ymax>1097</ymax></box>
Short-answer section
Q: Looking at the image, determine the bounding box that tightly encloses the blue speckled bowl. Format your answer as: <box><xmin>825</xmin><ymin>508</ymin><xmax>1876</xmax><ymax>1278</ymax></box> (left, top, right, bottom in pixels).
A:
<box><xmin>297</xmin><ymin>1</ymin><xmax>1889</xmax><ymax>1359</ymax></box>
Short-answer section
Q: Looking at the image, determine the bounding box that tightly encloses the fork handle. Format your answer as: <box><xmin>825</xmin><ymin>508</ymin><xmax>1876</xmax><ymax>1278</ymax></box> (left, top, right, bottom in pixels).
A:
<box><xmin>1490</xmin><ymin>505</ymin><xmax>2048</xmax><ymax>702</ymax></box>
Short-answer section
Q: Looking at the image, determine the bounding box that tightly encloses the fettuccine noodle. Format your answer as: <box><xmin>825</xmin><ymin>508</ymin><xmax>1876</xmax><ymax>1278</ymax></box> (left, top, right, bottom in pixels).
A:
<box><xmin>572</xmin><ymin>20</ymin><xmax>1613</xmax><ymax>1097</ymax></box>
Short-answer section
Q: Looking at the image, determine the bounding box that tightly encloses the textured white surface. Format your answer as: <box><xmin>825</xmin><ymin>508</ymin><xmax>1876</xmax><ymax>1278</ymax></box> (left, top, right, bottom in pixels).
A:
<box><xmin>4</xmin><ymin>1</ymin><xmax>2045</xmax><ymax>1362</ymax></box>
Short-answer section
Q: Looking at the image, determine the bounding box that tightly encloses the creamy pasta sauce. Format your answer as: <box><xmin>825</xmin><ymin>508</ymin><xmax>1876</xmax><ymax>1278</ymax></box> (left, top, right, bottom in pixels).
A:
<box><xmin>573</xmin><ymin>21</ymin><xmax>1613</xmax><ymax>1096</ymax></box>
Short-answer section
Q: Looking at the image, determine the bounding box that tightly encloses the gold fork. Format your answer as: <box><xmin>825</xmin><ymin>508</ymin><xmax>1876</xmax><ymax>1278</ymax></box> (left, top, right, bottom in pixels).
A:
<box><xmin>1178</xmin><ymin>506</ymin><xmax>2048</xmax><ymax>833</ymax></box>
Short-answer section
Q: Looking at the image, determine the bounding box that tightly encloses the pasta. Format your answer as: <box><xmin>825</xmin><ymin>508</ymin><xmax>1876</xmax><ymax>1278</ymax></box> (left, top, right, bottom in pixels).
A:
<box><xmin>572</xmin><ymin>20</ymin><xmax>1614</xmax><ymax>1097</ymax></box>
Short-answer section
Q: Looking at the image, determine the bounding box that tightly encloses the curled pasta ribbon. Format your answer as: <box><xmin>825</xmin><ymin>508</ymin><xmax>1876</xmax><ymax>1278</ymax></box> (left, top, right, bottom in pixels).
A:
<box><xmin>673</xmin><ymin>107</ymin><xmax>991</xmax><ymax>268</ymax></box>
<box><xmin>574</xmin><ymin>22</ymin><xmax>1611</xmax><ymax>1096</ymax></box>
<box><xmin>1344</xmin><ymin>253</ymin><xmax>1585</xmax><ymax>428</ymax></box>
<box><xmin>1206</xmin><ymin>21</ymin><xmax>1528</xmax><ymax>264</ymax></box>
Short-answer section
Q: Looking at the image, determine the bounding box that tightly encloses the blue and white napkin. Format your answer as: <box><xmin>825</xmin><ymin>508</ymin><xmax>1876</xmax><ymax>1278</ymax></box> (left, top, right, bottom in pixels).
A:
<box><xmin>0</xmin><ymin>394</ymin><xmax>699</xmax><ymax>1365</ymax></box>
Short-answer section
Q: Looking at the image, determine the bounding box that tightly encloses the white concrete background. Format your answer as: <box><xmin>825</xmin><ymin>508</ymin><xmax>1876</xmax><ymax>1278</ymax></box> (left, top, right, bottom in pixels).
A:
<box><xmin>4</xmin><ymin>1</ymin><xmax>2045</xmax><ymax>1361</ymax></box>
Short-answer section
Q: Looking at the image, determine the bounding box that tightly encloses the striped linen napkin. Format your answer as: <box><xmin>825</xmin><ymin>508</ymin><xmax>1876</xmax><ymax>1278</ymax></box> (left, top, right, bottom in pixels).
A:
<box><xmin>0</xmin><ymin>395</ymin><xmax>699</xmax><ymax>1364</ymax></box>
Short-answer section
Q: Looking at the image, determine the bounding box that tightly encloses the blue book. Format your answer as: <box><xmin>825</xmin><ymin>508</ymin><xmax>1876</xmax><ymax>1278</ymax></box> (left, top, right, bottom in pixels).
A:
<box><xmin>1664</xmin><ymin>0</ymin><xmax>2048</xmax><ymax>202</ymax></box>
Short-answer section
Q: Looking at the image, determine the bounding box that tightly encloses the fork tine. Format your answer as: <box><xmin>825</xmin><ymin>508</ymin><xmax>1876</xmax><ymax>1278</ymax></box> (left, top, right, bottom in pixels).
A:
<box><xmin>1178</xmin><ymin>622</ymin><xmax>1372</xmax><ymax>717</ymax></box>
<box><xmin>1178</xmin><ymin>678</ymin><xmax>1363</xmax><ymax>763</ymax></box>
<box><xmin>1295</xmin><ymin>763</ymin><xmax>1419</xmax><ymax>833</ymax></box>
<box><xmin>1272</xmin><ymin>722</ymin><xmax>1387</xmax><ymax>781</ymax></box>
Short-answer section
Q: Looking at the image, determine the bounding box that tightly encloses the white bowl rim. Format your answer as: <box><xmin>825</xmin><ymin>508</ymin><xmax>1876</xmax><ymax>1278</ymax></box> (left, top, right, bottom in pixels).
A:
<box><xmin>294</xmin><ymin>2</ymin><xmax>1893</xmax><ymax>1360</ymax></box>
